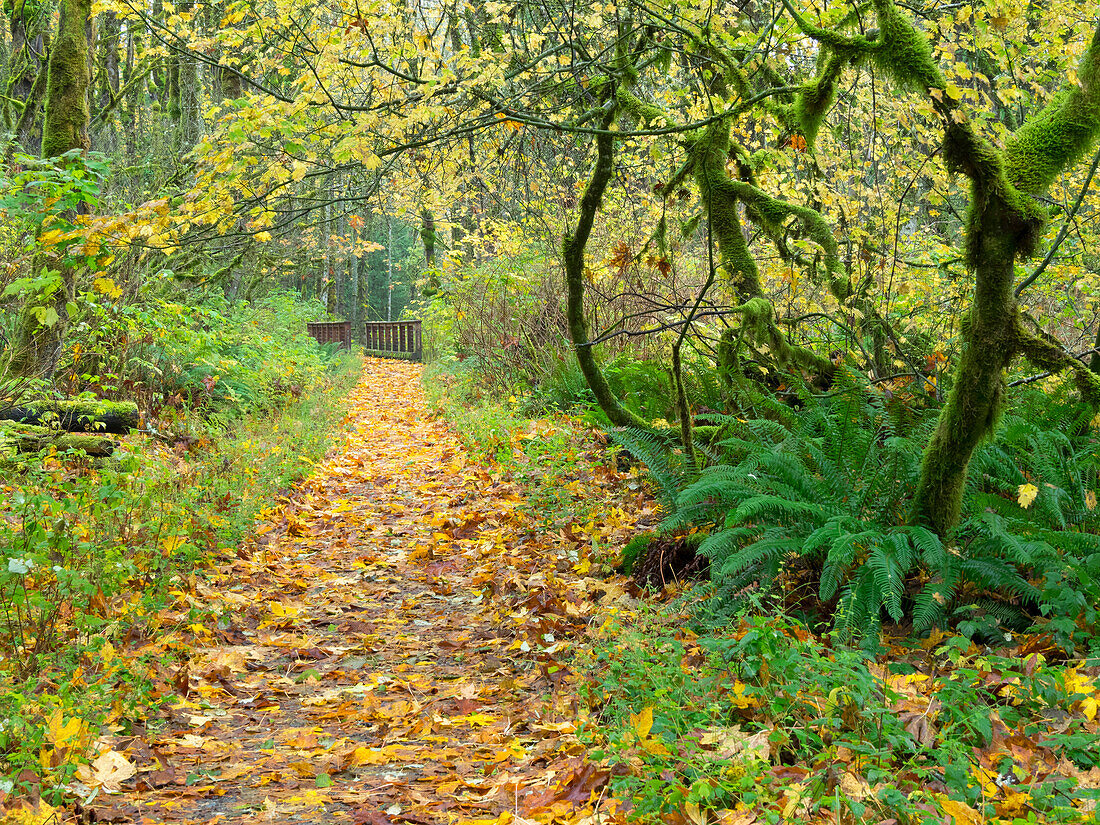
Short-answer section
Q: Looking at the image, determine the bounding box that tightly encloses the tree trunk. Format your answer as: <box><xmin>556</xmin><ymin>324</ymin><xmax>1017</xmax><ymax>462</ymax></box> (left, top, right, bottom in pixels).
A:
<box><xmin>563</xmin><ymin>108</ymin><xmax>649</xmax><ymax>431</ymax></box>
<box><xmin>912</xmin><ymin>23</ymin><xmax>1100</xmax><ymax>534</ymax></box>
<box><xmin>171</xmin><ymin>2</ymin><xmax>200</xmax><ymax>152</ymax></box>
<box><xmin>6</xmin><ymin>0</ymin><xmax>48</xmax><ymax>152</ymax></box>
<box><xmin>8</xmin><ymin>0</ymin><xmax>91</xmax><ymax>379</ymax></box>
<box><xmin>0</xmin><ymin>399</ymin><xmax>138</xmax><ymax>432</ymax></box>
<box><xmin>910</xmin><ymin>204</ymin><xmax>1019</xmax><ymax>533</ymax></box>
<box><xmin>0</xmin><ymin>424</ymin><xmax>117</xmax><ymax>457</ymax></box>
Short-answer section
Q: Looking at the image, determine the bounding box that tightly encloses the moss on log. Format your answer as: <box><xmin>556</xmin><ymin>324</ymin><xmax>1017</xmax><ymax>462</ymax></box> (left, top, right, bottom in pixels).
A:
<box><xmin>0</xmin><ymin>423</ymin><xmax>117</xmax><ymax>457</ymax></box>
<box><xmin>0</xmin><ymin>399</ymin><xmax>138</xmax><ymax>433</ymax></box>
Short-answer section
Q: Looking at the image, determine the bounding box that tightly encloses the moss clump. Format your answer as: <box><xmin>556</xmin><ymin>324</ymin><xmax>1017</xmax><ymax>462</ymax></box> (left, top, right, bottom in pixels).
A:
<box><xmin>868</xmin><ymin>0</ymin><xmax>945</xmax><ymax>93</ymax></box>
<box><xmin>690</xmin><ymin>120</ymin><xmax>761</xmax><ymax>296</ymax></box>
<box><xmin>943</xmin><ymin>122</ymin><xmax>1046</xmax><ymax>263</ymax></box>
<box><xmin>1015</xmin><ymin>325</ymin><xmax>1100</xmax><ymax>407</ymax></box>
<box><xmin>1</xmin><ymin>398</ymin><xmax>138</xmax><ymax>432</ymax></box>
<box><xmin>794</xmin><ymin>51</ymin><xmax>847</xmax><ymax>145</ymax></box>
<box><xmin>616</xmin><ymin>86</ymin><xmax>666</xmax><ymax>128</ymax></box>
<box><xmin>785</xmin><ymin>0</ymin><xmax>946</xmax><ymax>106</ymax></box>
<box><xmin>688</xmin><ymin>122</ymin><xmax>835</xmax><ymax>381</ymax></box>
<box><xmin>725</xmin><ymin>179</ymin><xmax>850</xmax><ymax>302</ymax></box>
<box><xmin>0</xmin><ymin>423</ymin><xmax>117</xmax><ymax>456</ymax></box>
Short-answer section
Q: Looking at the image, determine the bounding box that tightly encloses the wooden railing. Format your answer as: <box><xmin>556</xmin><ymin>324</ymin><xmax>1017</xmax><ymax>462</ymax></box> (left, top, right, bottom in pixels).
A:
<box><xmin>306</xmin><ymin>321</ymin><xmax>352</xmax><ymax>349</ymax></box>
<box><xmin>306</xmin><ymin>320</ymin><xmax>423</xmax><ymax>361</ymax></box>
<box><xmin>363</xmin><ymin>320</ymin><xmax>422</xmax><ymax>362</ymax></box>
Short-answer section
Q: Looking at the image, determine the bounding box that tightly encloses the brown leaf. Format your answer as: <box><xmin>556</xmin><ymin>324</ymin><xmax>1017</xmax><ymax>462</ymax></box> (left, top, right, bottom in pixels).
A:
<box><xmin>352</xmin><ymin>810</ymin><xmax>395</xmax><ymax>825</ymax></box>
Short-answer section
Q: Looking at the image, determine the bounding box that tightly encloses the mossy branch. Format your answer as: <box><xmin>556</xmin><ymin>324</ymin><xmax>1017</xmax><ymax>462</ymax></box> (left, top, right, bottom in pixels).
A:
<box><xmin>690</xmin><ymin>120</ymin><xmax>836</xmax><ymax>381</ymax></box>
<box><xmin>780</xmin><ymin>0</ymin><xmax>882</xmax><ymax>57</ymax></box>
<box><xmin>781</xmin><ymin>0</ymin><xmax>946</xmax><ymax>100</ymax></box>
<box><xmin>791</xmin><ymin>51</ymin><xmax>847</xmax><ymax>146</ymax></box>
<box><xmin>1014</xmin><ymin>324</ymin><xmax>1100</xmax><ymax>406</ymax></box>
<box><xmin>723</xmin><ymin>177</ymin><xmax>850</xmax><ymax>303</ymax></box>
<box><xmin>1004</xmin><ymin>23</ymin><xmax>1100</xmax><ymax>196</ymax></box>
<box><xmin>616</xmin><ymin>86</ymin><xmax>667</xmax><ymax>129</ymax></box>
<box><xmin>730</xmin><ymin>297</ymin><xmax>836</xmax><ymax>378</ymax></box>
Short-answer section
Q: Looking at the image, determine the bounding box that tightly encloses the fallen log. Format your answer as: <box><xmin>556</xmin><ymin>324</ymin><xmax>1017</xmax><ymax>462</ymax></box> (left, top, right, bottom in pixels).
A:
<box><xmin>0</xmin><ymin>399</ymin><xmax>138</xmax><ymax>434</ymax></box>
<box><xmin>0</xmin><ymin>424</ymin><xmax>118</xmax><ymax>457</ymax></box>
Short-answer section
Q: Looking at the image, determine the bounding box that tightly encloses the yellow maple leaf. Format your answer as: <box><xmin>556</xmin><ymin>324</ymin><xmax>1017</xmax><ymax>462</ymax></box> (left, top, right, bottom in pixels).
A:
<box><xmin>1017</xmin><ymin>483</ymin><xmax>1038</xmax><ymax>509</ymax></box>
<box><xmin>731</xmin><ymin>680</ymin><xmax>757</xmax><ymax>709</ymax></box>
<box><xmin>0</xmin><ymin>799</ymin><xmax>60</xmax><ymax>825</ymax></box>
<box><xmin>630</xmin><ymin>706</ymin><xmax>654</xmax><ymax>739</ymax></box>
<box><xmin>935</xmin><ymin>795</ymin><xmax>982</xmax><ymax>825</ymax></box>
<box><xmin>46</xmin><ymin>708</ymin><xmax>89</xmax><ymax>749</ymax></box>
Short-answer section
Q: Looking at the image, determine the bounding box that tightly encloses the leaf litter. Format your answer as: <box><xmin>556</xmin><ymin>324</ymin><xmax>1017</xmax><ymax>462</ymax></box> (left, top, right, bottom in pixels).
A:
<box><xmin>65</xmin><ymin>358</ymin><xmax>648</xmax><ymax>825</ymax></box>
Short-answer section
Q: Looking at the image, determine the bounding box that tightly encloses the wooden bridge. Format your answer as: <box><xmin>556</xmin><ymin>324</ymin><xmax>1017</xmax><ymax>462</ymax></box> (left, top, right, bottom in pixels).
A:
<box><xmin>307</xmin><ymin>320</ymin><xmax>422</xmax><ymax>362</ymax></box>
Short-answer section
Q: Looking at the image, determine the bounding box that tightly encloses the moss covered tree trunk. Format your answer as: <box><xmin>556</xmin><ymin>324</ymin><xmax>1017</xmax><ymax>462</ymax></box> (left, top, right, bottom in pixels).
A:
<box><xmin>8</xmin><ymin>0</ymin><xmax>91</xmax><ymax>379</ymax></box>
<box><xmin>168</xmin><ymin>1</ymin><xmax>200</xmax><ymax>153</ymax></box>
<box><xmin>563</xmin><ymin>111</ymin><xmax>649</xmax><ymax>430</ymax></box>
<box><xmin>911</xmin><ymin>204</ymin><xmax>1020</xmax><ymax>533</ymax></box>
<box><xmin>6</xmin><ymin>1</ymin><xmax>49</xmax><ymax>153</ymax></box>
<box><xmin>911</xmin><ymin>23</ymin><xmax>1100</xmax><ymax>534</ymax></box>
<box><xmin>42</xmin><ymin>0</ymin><xmax>91</xmax><ymax>159</ymax></box>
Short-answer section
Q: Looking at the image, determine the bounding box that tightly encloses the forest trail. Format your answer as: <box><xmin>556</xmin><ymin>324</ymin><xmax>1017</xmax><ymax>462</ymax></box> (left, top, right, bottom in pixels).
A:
<box><xmin>93</xmin><ymin>358</ymin><xmax>644</xmax><ymax>825</ymax></box>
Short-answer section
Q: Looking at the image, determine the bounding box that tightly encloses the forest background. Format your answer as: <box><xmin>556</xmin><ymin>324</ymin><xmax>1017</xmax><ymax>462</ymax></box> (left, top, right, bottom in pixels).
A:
<box><xmin>2</xmin><ymin>0</ymin><xmax>1100</xmax><ymax>821</ymax></box>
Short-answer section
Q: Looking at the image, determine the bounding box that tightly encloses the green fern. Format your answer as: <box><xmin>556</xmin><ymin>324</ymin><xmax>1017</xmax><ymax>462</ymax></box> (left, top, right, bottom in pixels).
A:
<box><xmin>667</xmin><ymin>369</ymin><xmax>934</xmax><ymax>644</ymax></box>
<box><xmin>608</xmin><ymin>426</ymin><xmax>687</xmax><ymax>513</ymax></box>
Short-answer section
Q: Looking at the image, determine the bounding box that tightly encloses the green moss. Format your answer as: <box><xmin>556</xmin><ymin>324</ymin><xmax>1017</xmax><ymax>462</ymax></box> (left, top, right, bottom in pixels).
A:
<box><xmin>563</xmin><ymin>110</ymin><xmax>651</xmax><ymax>432</ymax></box>
<box><xmin>1004</xmin><ymin>29</ymin><xmax>1100</xmax><ymax>195</ymax></box>
<box><xmin>943</xmin><ymin>122</ymin><xmax>1046</xmax><ymax>263</ymax></box>
<box><xmin>42</xmin><ymin>0</ymin><xmax>92</xmax><ymax>159</ymax></box>
<box><xmin>688</xmin><ymin>121</ymin><xmax>835</xmax><ymax>380</ymax></box>
<box><xmin>617</xmin><ymin>86</ymin><xmax>666</xmax><ymax>128</ymax></box>
<box><xmin>717</xmin><ymin>327</ymin><xmax>741</xmax><ymax>393</ymax></box>
<box><xmin>794</xmin><ymin>51</ymin><xmax>847</xmax><ymax>145</ymax></box>
<box><xmin>782</xmin><ymin>2</ymin><xmax>881</xmax><ymax>57</ymax></box>
<box><xmin>1015</xmin><ymin>325</ymin><xmax>1100</xmax><ymax>406</ymax></box>
<box><xmin>868</xmin><ymin>0</ymin><xmax>945</xmax><ymax>93</ymax></box>
<box><xmin>0</xmin><ymin>423</ymin><xmax>117</xmax><ymax>456</ymax></box>
<box><xmin>724</xmin><ymin>179</ymin><xmax>850</xmax><ymax>303</ymax></box>
<box><xmin>690</xmin><ymin>121</ymin><xmax>761</xmax><ymax>296</ymax></box>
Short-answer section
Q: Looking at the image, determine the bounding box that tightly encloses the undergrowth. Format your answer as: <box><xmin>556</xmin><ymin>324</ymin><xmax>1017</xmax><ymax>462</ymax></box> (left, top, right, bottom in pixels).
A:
<box><xmin>602</xmin><ymin>370</ymin><xmax>1100</xmax><ymax>652</ymax></box>
<box><xmin>579</xmin><ymin>607</ymin><xmax>1100</xmax><ymax>824</ymax></box>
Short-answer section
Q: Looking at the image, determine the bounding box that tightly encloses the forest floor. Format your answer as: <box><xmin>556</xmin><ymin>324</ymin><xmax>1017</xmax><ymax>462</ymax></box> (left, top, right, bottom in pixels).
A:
<box><xmin>71</xmin><ymin>358</ymin><xmax>649</xmax><ymax>825</ymax></box>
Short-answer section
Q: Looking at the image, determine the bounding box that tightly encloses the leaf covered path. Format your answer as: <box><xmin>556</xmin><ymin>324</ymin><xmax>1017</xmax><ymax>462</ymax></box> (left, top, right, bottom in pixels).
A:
<box><xmin>101</xmin><ymin>359</ymin><xmax>644</xmax><ymax>825</ymax></box>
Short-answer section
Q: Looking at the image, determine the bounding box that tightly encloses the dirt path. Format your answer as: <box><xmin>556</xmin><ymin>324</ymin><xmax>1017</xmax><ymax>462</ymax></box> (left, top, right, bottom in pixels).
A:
<box><xmin>93</xmin><ymin>359</ymin><xmax>644</xmax><ymax>825</ymax></box>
